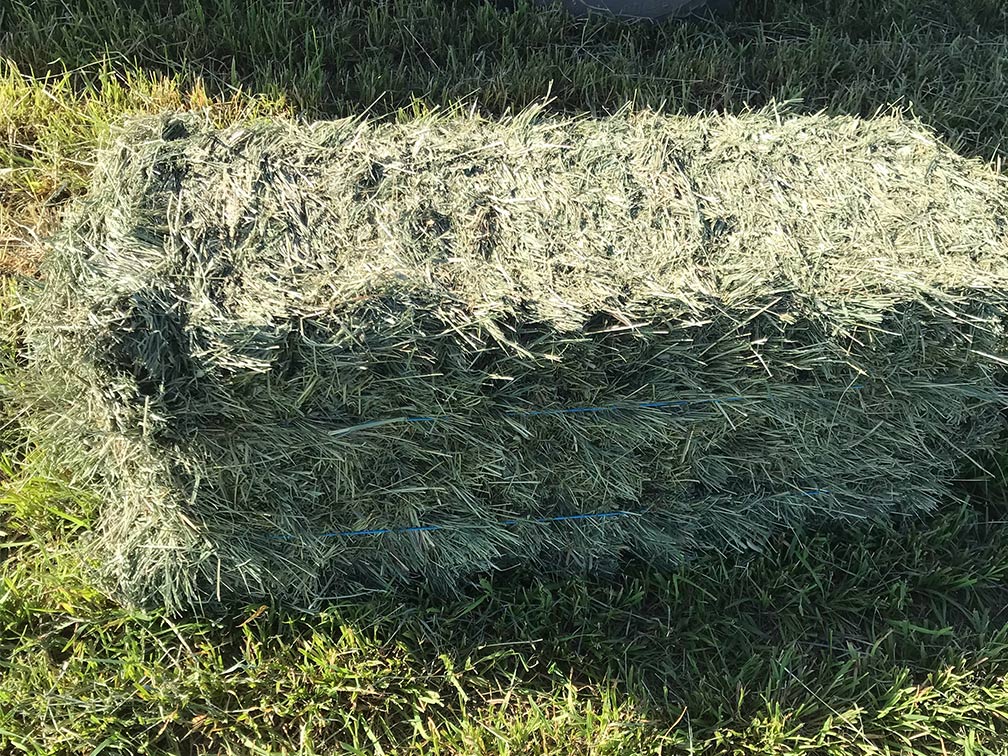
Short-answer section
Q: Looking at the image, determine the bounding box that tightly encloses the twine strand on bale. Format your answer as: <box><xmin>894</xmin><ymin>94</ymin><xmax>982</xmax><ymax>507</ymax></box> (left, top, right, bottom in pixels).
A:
<box><xmin>321</xmin><ymin>510</ymin><xmax>637</xmax><ymax>540</ymax></box>
<box><xmin>304</xmin><ymin>489</ymin><xmax>832</xmax><ymax>540</ymax></box>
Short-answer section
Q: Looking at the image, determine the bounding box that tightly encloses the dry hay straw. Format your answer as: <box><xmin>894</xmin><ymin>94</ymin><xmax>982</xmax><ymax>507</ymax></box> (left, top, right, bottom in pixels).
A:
<box><xmin>17</xmin><ymin>107</ymin><xmax>1008</xmax><ymax>609</ymax></box>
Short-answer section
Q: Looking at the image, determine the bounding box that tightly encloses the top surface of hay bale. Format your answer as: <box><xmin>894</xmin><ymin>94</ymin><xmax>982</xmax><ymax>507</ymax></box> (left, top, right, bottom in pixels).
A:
<box><xmin>86</xmin><ymin>110</ymin><xmax>1007</xmax><ymax>326</ymax></box>
<box><xmin>23</xmin><ymin>109</ymin><xmax>1008</xmax><ymax>609</ymax></box>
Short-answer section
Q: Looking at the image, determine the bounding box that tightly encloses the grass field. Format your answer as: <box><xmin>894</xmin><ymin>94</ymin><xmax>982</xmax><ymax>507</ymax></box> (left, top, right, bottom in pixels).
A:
<box><xmin>2</xmin><ymin>0</ymin><xmax>1008</xmax><ymax>752</ymax></box>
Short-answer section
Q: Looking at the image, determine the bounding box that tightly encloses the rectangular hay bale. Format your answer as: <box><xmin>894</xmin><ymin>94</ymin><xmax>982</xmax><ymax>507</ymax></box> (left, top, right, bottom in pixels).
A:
<box><xmin>20</xmin><ymin>110</ymin><xmax>1008</xmax><ymax>609</ymax></box>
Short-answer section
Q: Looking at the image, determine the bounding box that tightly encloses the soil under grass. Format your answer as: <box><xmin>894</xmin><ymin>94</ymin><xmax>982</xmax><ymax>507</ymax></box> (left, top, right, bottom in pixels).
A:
<box><xmin>2</xmin><ymin>0</ymin><xmax>1008</xmax><ymax>753</ymax></box>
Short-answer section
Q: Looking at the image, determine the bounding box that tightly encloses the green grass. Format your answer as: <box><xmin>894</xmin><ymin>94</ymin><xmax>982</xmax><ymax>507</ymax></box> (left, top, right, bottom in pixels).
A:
<box><xmin>2</xmin><ymin>0</ymin><xmax>1008</xmax><ymax>752</ymax></box>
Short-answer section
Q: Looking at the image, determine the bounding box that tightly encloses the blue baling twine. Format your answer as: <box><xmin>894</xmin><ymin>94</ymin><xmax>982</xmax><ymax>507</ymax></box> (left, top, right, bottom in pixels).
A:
<box><xmin>399</xmin><ymin>395</ymin><xmax>746</xmax><ymax>424</ymax></box>
<box><xmin>276</xmin><ymin>386</ymin><xmax>859</xmax><ymax>541</ymax></box>
<box><xmin>322</xmin><ymin>510</ymin><xmax>637</xmax><ymax>539</ymax></box>
<box><xmin>320</xmin><ymin>493</ymin><xmax>829</xmax><ymax>539</ymax></box>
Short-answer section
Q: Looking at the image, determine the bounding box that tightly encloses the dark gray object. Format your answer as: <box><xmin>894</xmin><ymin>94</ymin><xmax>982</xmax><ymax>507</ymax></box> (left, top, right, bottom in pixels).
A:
<box><xmin>534</xmin><ymin>0</ymin><xmax>733</xmax><ymax>20</ymax></box>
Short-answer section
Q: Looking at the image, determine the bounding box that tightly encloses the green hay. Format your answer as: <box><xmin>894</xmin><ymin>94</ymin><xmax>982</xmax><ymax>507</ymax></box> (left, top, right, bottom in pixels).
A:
<box><xmin>18</xmin><ymin>109</ymin><xmax>1008</xmax><ymax>609</ymax></box>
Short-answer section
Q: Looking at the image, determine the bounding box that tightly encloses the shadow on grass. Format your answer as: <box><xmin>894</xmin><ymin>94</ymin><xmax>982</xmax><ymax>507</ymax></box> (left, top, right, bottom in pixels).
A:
<box><xmin>3</xmin><ymin>0</ymin><xmax>1007</xmax><ymax>164</ymax></box>
<box><xmin>320</xmin><ymin>489</ymin><xmax>1008</xmax><ymax>742</ymax></box>
<box><xmin>116</xmin><ymin>486</ymin><xmax>1005</xmax><ymax>752</ymax></box>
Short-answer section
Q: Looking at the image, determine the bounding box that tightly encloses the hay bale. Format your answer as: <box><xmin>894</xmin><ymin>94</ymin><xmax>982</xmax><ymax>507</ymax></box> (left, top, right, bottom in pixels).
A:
<box><xmin>20</xmin><ymin>110</ymin><xmax>1008</xmax><ymax>609</ymax></box>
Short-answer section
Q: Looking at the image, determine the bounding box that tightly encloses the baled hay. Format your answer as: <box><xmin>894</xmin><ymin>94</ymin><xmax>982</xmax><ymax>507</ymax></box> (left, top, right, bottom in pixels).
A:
<box><xmin>20</xmin><ymin>109</ymin><xmax>1008</xmax><ymax>609</ymax></box>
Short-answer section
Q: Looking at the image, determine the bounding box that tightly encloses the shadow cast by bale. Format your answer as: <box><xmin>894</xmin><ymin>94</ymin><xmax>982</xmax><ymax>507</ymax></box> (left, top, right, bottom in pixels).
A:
<box><xmin>129</xmin><ymin>485</ymin><xmax>1008</xmax><ymax>751</ymax></box>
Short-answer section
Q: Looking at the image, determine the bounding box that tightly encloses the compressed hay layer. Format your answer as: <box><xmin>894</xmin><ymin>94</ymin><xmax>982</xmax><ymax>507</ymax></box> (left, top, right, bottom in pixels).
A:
<box><xmin>22</xmin><ymin>110</ymin><xmax>1008</xmax><ymax>609</ymax></box>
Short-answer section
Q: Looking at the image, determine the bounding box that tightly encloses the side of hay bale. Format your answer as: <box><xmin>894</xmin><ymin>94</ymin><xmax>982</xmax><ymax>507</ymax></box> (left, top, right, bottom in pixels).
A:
<box><xmin>20</xmin><ymin>110</ymin><xmax>1008</xmax><ymax>609</ymax></box>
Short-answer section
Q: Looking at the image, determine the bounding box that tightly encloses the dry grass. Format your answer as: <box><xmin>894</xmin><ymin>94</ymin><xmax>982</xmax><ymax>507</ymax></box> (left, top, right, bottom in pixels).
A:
<box><xmin>18</xmin><ymin>109</ymin><xmax>1008</xmax><ymax>609</ymax></box>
